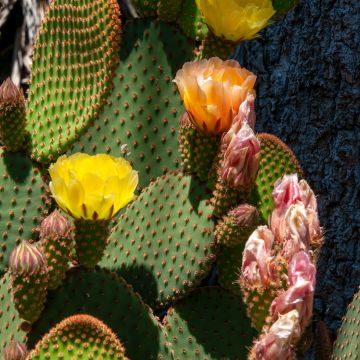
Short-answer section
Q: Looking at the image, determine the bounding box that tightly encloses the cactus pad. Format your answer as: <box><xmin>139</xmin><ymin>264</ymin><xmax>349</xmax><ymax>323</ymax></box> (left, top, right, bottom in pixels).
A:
<box><xmin>164</xmin><ymin>287</ymin><xmax>256</xmax><ymax>359</ymax></box>
<box><xmin>28</xmin><ymin>314</ymin><xmax>127</xmax><ymax>359</ymax></box>
<box><xmin>217</xmin><ymin>244</ymin><xmax>243</xmax><ymax>297</ymax></box>
<box><xmin>27</xmin><ymin>0</ymin><xmax>121</xmax><ymax>163</ymax></box>
<box><xmin>177</xmin><ymin>0</ymin><xmax>208</xmax><ymax>42</ymax></box>
<box><xmin>332</xmin><ymin>286</ymin><xmax>360</xmax><ymax>360</ymax></box>
<box><xmin>0</xmin><ymin>150</ymin><xmax>51</xmax><ymax>273</ymax></box>
<box><xmin>69</xmin><ymin>19</ymin><xmax>195</xmax><ymax>189</ymax></box>
<box><xmin>0</xmin><ymin>274</ymin><xmax>27</xmax><ymax>359</ymax></box>
<box><xmin>28</xmin><ymin>267</ymin><xmax>171</xmax><ymax>360</ymax></box>
<box><xmin>250</xmin><ymin>133</ymin><xmax>303</xmax><ymax>223</ymax></box>
<box><xmin>100</xmin><ymin>171</ymin><xmax>217</xmax><ymax>307</ymax></box>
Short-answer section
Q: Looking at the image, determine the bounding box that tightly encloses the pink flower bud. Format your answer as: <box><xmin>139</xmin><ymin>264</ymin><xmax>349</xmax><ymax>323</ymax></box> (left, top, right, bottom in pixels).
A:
<box><xmin>0</xmin><ymin>78</ymin><xmax>22</xmax><ymax>103</ymax></box>
<box><xmin>40</xmin><ymin>209</ymin><xmax>73</xmax><ymax>239</ymax></box>
<box><xmin>254</xmin><ymin>310</ymin><xmax>301</xmax><ymax>360</ymax></box>
<box><xmin>9</xmin><ymin>241</ymin><xmax>47</xmax><ymax>276</ymax></box>
<box><xmin>230</xmin><ymin>203</ymin><xmax>259</xmax><ymax>228</ymax></box>
<box><xmin>270</xmin><ymin>174</ymin><xmax>301</xmax><ymax>236</ymax></box>
<box><xmin>222</xmin><ymin>94</ymin><xmax>256</xmax><ymax>147</ymax></box>
<box><xmin>241</xmin><ymin>226</ymin><xmax>276</xmax><ymax>287</ymax></box>
<box><xmin>270</xmin><ymin>252</ymin><xmax>316</xmax><ymax>328</ymax></box>
<box><xmin>221</xmin><ymin>123</ymin><xmax>260</xmax><ymax>190</ymax></box>
<box><xmin>281</xmin><ymin>204</ymin><xmax>310</xmax><ymax>260</ymax></box>
<box><xmin>4</xmin><ymin>340</ymin><xmax>28</xmax><ymax>360</ymax></box>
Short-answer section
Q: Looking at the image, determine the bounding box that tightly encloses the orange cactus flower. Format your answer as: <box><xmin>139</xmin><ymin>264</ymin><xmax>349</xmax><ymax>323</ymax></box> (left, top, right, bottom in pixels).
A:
<box><xmin>174</xmin><ymin>57</ymin><xmax>256</xmax><ymax>134</ymax></box>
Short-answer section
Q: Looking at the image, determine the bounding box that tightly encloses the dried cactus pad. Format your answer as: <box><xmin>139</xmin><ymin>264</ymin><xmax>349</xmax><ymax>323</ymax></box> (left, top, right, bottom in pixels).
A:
<box><xmin>100</xmin><ymin>171</ymin><xmax>217</xmax><ymax>308</ymax></box>
<box><xmin>69</xmin><ymin>19</ymin><xmax>194</xmax><ymax>189</ymax></box>
<box><xmin>0</xmin><ymin>150</ymin><xmax>51</xmax><ymax>273</ymax></box>
<box><xmin>0</xmin><ymin>274</ymin><xmax>28</xmax><ymax>359</ymax></box>
<box><xmin>28</xmin><ymin>314</ymin><xmax>127</xmax><ymax>359</ymax></box>
<box><xmin>332</xmin><ymin>286</ymin><xmax>360</xmax><ymax>360</ymax></box>
<box><xmin>163</xmin><ymin>287</ymin><xmax>256</xmax><ymax>359</ymax></box>
<box><xmin>27</xmin><ymin>0</ymin><xmax>121</xmax><ymax>163</ymax></box>
<box><xmin>28</xmin><ymin>267</ymin><xmax>171</xmax><ymax>360</ymax></box>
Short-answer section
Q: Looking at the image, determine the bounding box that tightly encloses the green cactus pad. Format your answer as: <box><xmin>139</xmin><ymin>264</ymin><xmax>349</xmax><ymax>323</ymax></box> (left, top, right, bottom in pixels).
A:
<box><xmin>27</xmin><ymin>0</ymin><xmax>121</xmax><ymax>163</ymax></box>
<box><xmin>28</xmin><ymin>267</ymin><xmax>172</xmax><ymax>360</ymax></box>
<box><xmin>217</xmin><ymin>243</ymin><xmax>243</xmax><ymax>297</ymax></box>
<box><xmin>177</xmin><ymin>0</ymin><xmax>208</xmax><ymax>42</ymax></box>
<box><xmin>132</xmin><ymin>0</ymin><xmax>158</xmax><ymax>17</ymax></box>
<box><xmin>163</xmin><ymin>287</ymin><xmax>256</xmax><ymax>359</ymax></box>
<box><xmin>250</xmin><ymin>133</ymin><xmax>303</xmax><ymax>224</ymax></box>
<box><xmin>28</xmin><ymin>314</ymin><xmax>126</xmax><ymax>359</ymax></box>
<box><xmin>332</xmin><ymin>286</ymin><xmax>360</xmax><ymax>360</ymax></box>
<box><xmin>178</xmin><ymin>122</ymin><xmax>220</xmax><ymax>183</ymax></box>
<box><xmin>100</xmin><ymin>171</ymin><xmax>217</xmax><ymax>308</ymax></box>
<box><xmin>0</xmin><ymin>150</ymin><xmax>51</xmax><ymax>273</ymax></box>
<box><xmin>69</xmin><ymin>19</ymin><xmax>195</xmax><ymax>189</ymax></box>
<box><xmin>0</xmin><ymin>274</ymin><xmax>27</xmax><ymax>359</ymax></box>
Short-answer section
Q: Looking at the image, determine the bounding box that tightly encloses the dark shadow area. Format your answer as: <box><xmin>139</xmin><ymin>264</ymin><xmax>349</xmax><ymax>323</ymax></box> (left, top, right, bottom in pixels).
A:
<box><xmin>169</xmin><ymin>287</ymin><xmax>256</xmax><ymax>360</ymax></box>
<box><xmin>3</xmin><ymin>150</ymin><xmax>32</xmax><ymax>183</ymax></box>
<box><xmin>114</xmin><ymin>262</ymin><xmax>159</xmax><ymax>309</ymax></box>
<box><xmin>28</xmin><ymin>266</ymin><xmax>165</xmax><ymax>360</ymax></box>
<box><xmin>157</xmin><ymin>21</ymin><xmax>195</xmax><ymax>75</ymax></box>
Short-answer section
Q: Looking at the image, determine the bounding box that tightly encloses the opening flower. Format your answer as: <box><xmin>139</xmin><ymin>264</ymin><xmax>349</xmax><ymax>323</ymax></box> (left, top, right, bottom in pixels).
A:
<box><xmin>49</xmin><ymin>153</ymin><xmax>138</xmax><ymax>220</ymax></box>
<box><xmin>196</xmin><ymin>0</ymin><xmax>275</xmax><ymax>42</ymax></box>
<box><xmin>221</xmin><ymin>122</ymin><xmax>260</xmax><ymax>190</ymax></box>
<box><xmin>174</xmin><ymin>57</ymin><xmax>256</xmax><ymax>134</ymax></box>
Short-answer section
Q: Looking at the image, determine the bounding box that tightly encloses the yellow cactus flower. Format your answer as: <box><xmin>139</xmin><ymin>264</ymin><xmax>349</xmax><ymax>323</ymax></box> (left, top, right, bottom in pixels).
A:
<box><xmin>49</xmin><ymin>153</ymin><xmax>138</xmax><ymax>220</ymax></box>
<box><xmin>174</xmin><ymin>57</ymin><xmax>256</xmax><ymax>134</ymax></box>
<box><xmin>196</xmin><ymin>0</ymin><xmax>275</xmax><ymax>42</ymax></box>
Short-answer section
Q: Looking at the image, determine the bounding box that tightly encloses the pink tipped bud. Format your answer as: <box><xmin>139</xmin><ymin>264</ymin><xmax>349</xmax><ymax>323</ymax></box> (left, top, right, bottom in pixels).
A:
<box><xmin>4</xmin><ymin>340</ymin><xmax>28</xmax><ymax>360</ymax></box>
<box><xmin>222</xmin><ymin>94</ymin><xmax>256</xmax><ymax>147</ymax></box>
<box><xmin>254</xmin><ymin>310</ymin><xmax>301</xmax><ymax>360</ymax></box>
<box><xmin>9</xmin><ymin>241</ymin><xmax>46</xmax><ymax>276</ymax></box>
<box><xmin>281</xmin><ymin>203</ymin><xmax>310</xmax><ymax>260</ymax></box>
<box><xmin>241</xmin><ymin>225</ymin><xmax>276</xmax><ymax>288</ymax></box>
<box><xmin>221</xmin><ymin>123</ymin><xmax>260</xmax><ymax>191</ymax></box>
<box><xmin>271</xmin><ymin>252</ymin><xmax>316</xmax><ymax>328</ymax></box>
<box><xmin>230</xmin><ymin>203</ymin><xmax>259</xmax><ymax>228</ymax></box>
<box><xmin>40</xmin><ymin>209</ymin><xmax>73</xmax><ymax>239</ymax></box>
<box><xmin>0</xmin><ymin>78</ymin><xmax>22</xmax><ymax>103</ymax></box>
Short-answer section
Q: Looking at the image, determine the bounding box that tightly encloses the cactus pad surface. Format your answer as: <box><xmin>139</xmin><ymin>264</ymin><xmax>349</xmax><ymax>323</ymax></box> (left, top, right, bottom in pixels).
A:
<box><xmin>164</xmin><ymin>287</ymin><xmax>256</xmax><ymax>359</ymax></box>
<box><xmin>28</xmin><ymin>314</ymin><xmax>127</xmax><ymax>359</ymax></box>
<box><xmin>0</xmin><ymin>274</ymin><xmax>27</xmax><ymax>359</ymax></box>
<box><xmin>69</xmin><ymin>19</ymin><xmax>194</xmax><ymax>189</ymax></box>
<box><xmin>0</xmin><ymin>150</ymin><xmax>51</xmax><ymax>273</ymax></box>
<box><xmin>100</xmin><ymin>171</ymin><xmax>217</xmax><ymax>307</ymax></box>
<box><xmin>28</xmin><ymin>267</ymin><xmax>171</xmax><ymax>360</ymax></box>
<box><xmin>27</xmin><ymin>0</ymin><xmax>121</xmax><ymax>163</ymax></box>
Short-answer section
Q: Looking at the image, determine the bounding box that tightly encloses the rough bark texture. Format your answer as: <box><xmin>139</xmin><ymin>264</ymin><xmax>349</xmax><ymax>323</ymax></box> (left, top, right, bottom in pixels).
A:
<box><xmin>235</xmin><ymin>0</ymin><xmax>359</xmax><ymax>346</ymax></box>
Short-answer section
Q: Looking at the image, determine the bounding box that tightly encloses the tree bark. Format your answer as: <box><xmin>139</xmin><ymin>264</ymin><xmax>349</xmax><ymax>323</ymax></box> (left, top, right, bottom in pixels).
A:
<box><xmin>235</xmin><ymin>0</ymin><xmax>360</xmax><ymax>346</ymax></box>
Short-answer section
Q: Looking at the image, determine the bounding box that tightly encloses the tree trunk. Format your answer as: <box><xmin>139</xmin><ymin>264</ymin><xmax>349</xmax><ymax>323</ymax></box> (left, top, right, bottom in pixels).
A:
<box><xmin>235</xmin><ymin>0</ymin><xmax>359</xmax><ymax>348</ymax></box>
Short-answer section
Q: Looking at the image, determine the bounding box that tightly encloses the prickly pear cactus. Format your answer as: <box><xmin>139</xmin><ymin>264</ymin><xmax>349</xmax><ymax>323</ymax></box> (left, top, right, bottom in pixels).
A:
<box><xmin>0</xmin><ymin>0</ymin><xmax>324</xmax><ymax>359</ymax></box>
<box><xmin>332</xmin><ymin>286</ymin><xmax>360</xmax><ymax>359</ymax></box>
